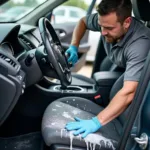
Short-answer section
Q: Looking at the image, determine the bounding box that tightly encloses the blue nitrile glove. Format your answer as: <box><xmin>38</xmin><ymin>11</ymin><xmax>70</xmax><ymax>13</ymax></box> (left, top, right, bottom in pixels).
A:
<box><xmin>65</xmin><ymin>45</ymin><xmax>78</xmax><ymax>66</ymax></box>
<box><xmin>65</xmin><ymin>117</ymin><xmax>102</xmax><ymax>138</ymax></box>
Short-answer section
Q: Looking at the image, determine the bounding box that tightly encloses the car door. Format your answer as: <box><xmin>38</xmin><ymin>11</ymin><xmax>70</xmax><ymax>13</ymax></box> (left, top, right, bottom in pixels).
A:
<box><xmin>117</xmin><ymin>52</ymin><xmax>150</xmax><ymax>150</ymax></box>
<box><xmin>50</xmin><ymin>0</ymin><xmax>95</xmax><ymax>72</ymax></box>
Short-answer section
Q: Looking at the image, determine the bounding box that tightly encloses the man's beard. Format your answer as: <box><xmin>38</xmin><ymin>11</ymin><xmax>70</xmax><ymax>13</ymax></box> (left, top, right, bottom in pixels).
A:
<box><xmin>105</xmin><ymin>36</ymin><xmax>117</xmax><ymax>43</ymax></box>
<box><xmin>105</xmin><ymin>28</ymin><xmax>126</xmax><ymax>43</ymax></box>
<box><xmin>105</xmin><ymin>33</ymin><xmax>125</xmax><ymax>43</ymax></box>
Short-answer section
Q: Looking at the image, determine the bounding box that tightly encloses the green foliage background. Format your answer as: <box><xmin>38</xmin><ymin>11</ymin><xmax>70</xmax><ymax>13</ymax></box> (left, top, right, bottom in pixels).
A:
<box><xmin>1</xmin><ymin>0</ymin><xmax>89</xmax><ymax>11</ymax></box>
<box><xmin>63</xmin><ymin>0</ymin><xmax>88</xmax><ymax>10</ymax></box>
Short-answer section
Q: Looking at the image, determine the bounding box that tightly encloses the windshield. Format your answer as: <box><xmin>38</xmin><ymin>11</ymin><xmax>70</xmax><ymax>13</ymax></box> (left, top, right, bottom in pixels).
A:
<box><xmin>0</xmin><ymin>0</ymin><xmax>47</xmax><ymax>22</ymax></box>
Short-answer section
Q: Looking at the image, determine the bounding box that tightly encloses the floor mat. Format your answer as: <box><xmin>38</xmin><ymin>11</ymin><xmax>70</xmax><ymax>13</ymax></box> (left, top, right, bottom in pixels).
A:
<box><xmin>0</xmin><ymin>132</ymin><xmax>43</xmax><ymax>150</ymax></box>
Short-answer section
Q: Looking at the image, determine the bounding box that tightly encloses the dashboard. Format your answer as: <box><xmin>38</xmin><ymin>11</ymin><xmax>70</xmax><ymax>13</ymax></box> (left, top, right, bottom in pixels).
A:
<box><xmin>0</xmin><ymin>23</ymin><xmax>43</xmax><ymax>126</ymax></box>
<box><xmin>0</xmin><ymin>23</ymin><xmax>43</xmax><ymax>59</ymax></box>
<box><xmin>0</xmin><ymin>42</ymin><xmax>15</xmax><ymax>56</ymax></box>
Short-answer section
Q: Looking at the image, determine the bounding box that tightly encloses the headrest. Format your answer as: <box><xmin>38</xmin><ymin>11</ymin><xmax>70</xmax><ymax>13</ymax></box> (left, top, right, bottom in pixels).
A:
<box><xmin>132</xmin><ymin>0</ymin><xmax>150</xmax><ymax>21</ymax></box>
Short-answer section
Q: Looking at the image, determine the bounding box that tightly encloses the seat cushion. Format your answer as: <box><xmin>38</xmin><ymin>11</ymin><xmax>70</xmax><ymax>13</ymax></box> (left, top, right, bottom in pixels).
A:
<box><xmin>42</xmin><ymin>97</ymin><xmax>123</xmax><ymax>150</ymax></box>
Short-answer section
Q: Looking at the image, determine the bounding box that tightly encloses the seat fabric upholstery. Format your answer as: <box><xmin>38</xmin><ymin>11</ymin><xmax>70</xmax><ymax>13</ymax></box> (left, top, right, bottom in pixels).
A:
<box><xmin>42</xmin><ymin>97</ymin><xmax>122</xmax><ymax>150</ymax></box>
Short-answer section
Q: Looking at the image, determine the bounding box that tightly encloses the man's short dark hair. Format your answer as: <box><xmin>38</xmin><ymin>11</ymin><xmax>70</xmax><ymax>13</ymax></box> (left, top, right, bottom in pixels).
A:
<box><xmin>96</xmin><ymin>0</ymin><xmax>132</xmax><ymax>23</ymax></box>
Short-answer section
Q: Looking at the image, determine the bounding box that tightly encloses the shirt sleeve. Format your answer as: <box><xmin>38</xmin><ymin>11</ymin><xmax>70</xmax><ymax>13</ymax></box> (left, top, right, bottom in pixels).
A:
<box><xmin>124</xmin><ymin>38</ymin><xmax>150</xmax><ymax>82</ymax></box>
<box><xmin>85</xmin><ymin>13</ymin><xmax>101</xmax><ymax>31</ymax></box>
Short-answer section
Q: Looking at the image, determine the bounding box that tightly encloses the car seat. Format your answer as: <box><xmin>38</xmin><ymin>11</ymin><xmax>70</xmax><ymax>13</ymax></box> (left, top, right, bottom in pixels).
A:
<box><xmin>42</xmin><ymin>74</ymin><xmax>124</xmax><ymax>149</ymax></box>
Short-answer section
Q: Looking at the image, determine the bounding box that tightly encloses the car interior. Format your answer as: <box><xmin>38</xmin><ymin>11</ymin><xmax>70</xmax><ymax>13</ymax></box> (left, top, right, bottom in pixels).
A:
<box><xmin>0</xmin><ymin>0</ymin><xmax>150</xmax><ymax>150</ymax></box>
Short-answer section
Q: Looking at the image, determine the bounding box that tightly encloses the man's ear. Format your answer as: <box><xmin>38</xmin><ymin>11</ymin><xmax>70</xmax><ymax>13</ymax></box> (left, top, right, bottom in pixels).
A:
<box><xmin>123</xmin><ymin>17</ymin><xmax>132</xmax><ymax>29</ymax></box>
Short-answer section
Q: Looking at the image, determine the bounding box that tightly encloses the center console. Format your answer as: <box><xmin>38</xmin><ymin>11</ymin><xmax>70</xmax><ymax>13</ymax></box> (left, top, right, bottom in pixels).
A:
<box><xmin>53</xmin><ymin>85</ymin><xmax>85</xmax><ymax>93</ymax></box>
<box><xmin>36</xmin><ymin>71</ymin><xmax>122</xmax><ymax>106</ymax></box>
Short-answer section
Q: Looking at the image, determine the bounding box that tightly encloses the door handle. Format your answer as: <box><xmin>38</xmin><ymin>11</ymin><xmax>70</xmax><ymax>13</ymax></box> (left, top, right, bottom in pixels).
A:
<box><xmin>56</xmin><ymin>30</ymin><xmax>66</xmax><ymax>37</ymax></box>
<box><xmin>134</xmin><ymin>133</ymin><xmax>148</xmax><ymax>149</ymax></box>
<box><xmin>59</xmin><ymin>31</ymin><xmax>66</xmax><ymax>37</ymax></box>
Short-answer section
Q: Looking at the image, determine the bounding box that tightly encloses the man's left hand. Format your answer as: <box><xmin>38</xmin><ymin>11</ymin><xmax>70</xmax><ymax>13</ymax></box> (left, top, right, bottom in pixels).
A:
<box><xmin>65</xmin><ymin>117</ymin><xmax>102</xmax><ymax>138</ymax></box>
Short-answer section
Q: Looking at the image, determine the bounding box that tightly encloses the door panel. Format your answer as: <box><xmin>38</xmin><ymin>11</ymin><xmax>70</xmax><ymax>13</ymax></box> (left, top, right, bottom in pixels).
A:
<box><xmin>119</xmin><ymin>52</ymin><xmax>150</xmax><ymax>150</ymax></box>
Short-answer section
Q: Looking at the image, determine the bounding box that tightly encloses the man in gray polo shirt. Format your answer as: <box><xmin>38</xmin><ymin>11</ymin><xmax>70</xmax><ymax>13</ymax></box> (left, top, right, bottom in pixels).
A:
<box><xmin>65</xmin><ymin>0</ymin><xmax>150</xmax><ymax>138</ymax></box>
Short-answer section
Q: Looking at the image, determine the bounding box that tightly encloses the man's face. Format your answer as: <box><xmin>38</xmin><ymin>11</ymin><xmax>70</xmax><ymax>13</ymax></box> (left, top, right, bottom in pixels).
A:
<box><xmin>98</xmin><ymin>12</ymin><xmax>131</xmax><ymax>43</ymax></box>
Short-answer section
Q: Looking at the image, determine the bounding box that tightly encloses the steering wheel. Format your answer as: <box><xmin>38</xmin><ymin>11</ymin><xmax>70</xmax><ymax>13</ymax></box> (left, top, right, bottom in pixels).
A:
<box><xmin>38</xmin><ymin>17</ymin><xmax>72</xmax><ymax>88</ymax></box>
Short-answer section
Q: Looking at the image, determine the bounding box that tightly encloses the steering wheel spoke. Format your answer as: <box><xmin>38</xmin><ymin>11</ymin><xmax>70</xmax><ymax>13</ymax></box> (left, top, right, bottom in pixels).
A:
<box><xmin>38</xmin><ymin>17</ymin><xmax>72</xmax><ymax>88</ymax></box>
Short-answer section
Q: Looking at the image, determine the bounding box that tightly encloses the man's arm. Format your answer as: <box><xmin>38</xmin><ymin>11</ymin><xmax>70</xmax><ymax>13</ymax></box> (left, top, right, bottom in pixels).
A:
<box><xmin>65</xmin><ymin>80</ymin><xmax>139</xmax><ymax>138</ymax></box>
<box><xmin>65</xmin><ymin>13</ymin><xmax>100</xmax><ymax>65</ymax></box>
<box><xmin>71</xmin><ymin>13</ymin><xmax>100</xmax><ymax>47</ymax></box>
<box><xmin>65</xmin><ymin>17</ymin><xmax>87</xmax><ymax>64</ymax></box>
<box><xmin>97</xmin><ymin>81</ymin><xmax>138</xmax><ymax>125</ymax></box>
<box><xmin>71</xmin><ymin>17</ymin><xmax>87</xmax><ymax>47</ymax></box>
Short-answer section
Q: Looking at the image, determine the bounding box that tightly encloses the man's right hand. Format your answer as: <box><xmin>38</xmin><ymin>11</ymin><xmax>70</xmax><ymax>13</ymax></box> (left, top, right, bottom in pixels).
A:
<box><xmin>65</xmin><ymin>45</ymin><xmax>78</xmax><ymax>66</ymax></box>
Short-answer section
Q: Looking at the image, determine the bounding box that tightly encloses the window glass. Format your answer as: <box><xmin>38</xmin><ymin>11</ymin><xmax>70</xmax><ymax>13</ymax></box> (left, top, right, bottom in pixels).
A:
<box><xmin>69</xmin><ymin>10</ymin><xmax>79</xmax><ymax>18</ymax></box>
<box><xmin>54</xmin><ymin>10</ymin><xmax>65</xmax><ymax>16</ymax></box>
<box><xmin>86</xmin><ymin>1</ymin><xmax>101</xmax><ymax>62</ymax></box>
<box><xmin>0</xmin><ymin>0</ymin><xmax>47</xmax><ymax>22</ymax></box>
<box><xmin>52</xmin><ymin>0</ymin><xmax>88</xmax><ymax>24</ymax></box>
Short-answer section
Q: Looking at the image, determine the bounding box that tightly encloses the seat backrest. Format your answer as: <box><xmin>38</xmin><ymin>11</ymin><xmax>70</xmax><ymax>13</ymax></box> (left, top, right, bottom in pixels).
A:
<box><xmin>99</xmin><ymin>56</ymin><xmax>114</xmax><ymax>71</ymax></box>
<box><xmin>99</xmin><ymin>56</ymin><xmax>125</xmax><ymax>72</ymax></box>
<box><xmin>109</xmin><ymin>74</ymin><xmax>130</xmax><ymax>125</ymax></box>
<box><xmin>132</xmin><ymin>0</ymin><xmax>150</xmax><ymax>22</ymax></box>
